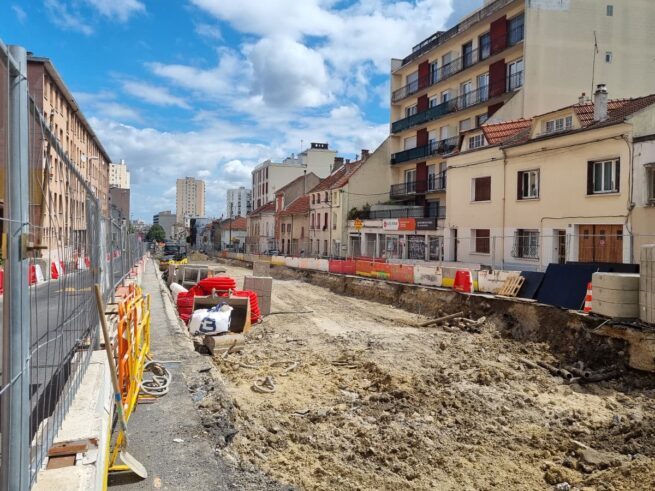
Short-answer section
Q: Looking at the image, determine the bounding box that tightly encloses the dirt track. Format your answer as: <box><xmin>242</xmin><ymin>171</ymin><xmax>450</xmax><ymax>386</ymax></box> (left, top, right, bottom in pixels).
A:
<box><xmin>202</xmin><ymin>263</ymin><xmax>655</xmax><ymax>491</ymax></box>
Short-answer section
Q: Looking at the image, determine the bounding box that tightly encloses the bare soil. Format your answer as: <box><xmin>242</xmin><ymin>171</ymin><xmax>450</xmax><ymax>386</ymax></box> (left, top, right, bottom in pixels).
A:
<box><xmin>201</xmin><ymin>262</ymin><xmax>655</xmax><ymax>491</ymax></box>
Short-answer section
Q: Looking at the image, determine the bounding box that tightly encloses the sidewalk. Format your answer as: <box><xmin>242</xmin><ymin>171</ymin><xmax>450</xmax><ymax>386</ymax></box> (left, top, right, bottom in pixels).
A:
<box><xmin>109</xmin><ymin>259</ymin><xmax>289</xmax><ymax>490</ymax></box>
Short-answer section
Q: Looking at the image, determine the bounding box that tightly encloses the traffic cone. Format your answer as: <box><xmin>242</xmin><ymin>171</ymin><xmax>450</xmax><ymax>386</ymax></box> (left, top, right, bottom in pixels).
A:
<box><xmin>583</xmin><ymin>282</ymin><xmax>593</xmax><ymax>312</ymax></box>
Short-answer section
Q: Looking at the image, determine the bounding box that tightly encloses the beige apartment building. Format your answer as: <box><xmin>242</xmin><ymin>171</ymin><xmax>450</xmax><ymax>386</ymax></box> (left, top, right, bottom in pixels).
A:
<box><xmin>27</xmin><ymin>56</ymin><xmax>111</xmax><ymax>253</ymax></box>
<box><xmin>109</xmin><ymin>159</ymin><xmax>130</xmax><ymax>189</ymax></box>
<box><xmin>387</xmin><ymin>0</ymin><xmax>655</xmax><ymax>260</ymax></box>
<box><xmin>251</xmin><ymin>142</ymin><xmax>337</xmax><ymax>209</ymax></box>
<box><xmin>176</xmin><ymin>177</ymin><xmax>205</xmax><ymax>224</ymax></box>
<box><xmin>446</xmin><ymin>87</ymin><xmax>655</xmax><ymax>270</ymax></box>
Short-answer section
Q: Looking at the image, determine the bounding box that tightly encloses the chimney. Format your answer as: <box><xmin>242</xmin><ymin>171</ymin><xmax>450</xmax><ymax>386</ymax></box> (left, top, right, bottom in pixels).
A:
<box><xmin>361</xmin><ymin>149</ymin><xmax>370</xmax><ymax>161</ymax></box>
<box><xmin>594</xmin><ymin>84</ymin><xmax>608</xmax><ymax>122</ymax></box>
<box><xmin>332</xmin><ymin>156</ymin><xmax>344</xmax><ymax>172</ymax></box>
<box><xmin>578</xmin><ymin>92</ymin><xmax>587</xmax><ymax>104</ymax></box>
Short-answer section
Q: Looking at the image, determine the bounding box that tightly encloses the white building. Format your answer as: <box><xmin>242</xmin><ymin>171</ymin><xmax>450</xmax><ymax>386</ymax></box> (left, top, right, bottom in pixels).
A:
<box><xmin>226</xmin><ymin>186</ymin><xmax>252</xmax><ymax>217</ymax></box>
<box><xmin>251</xmin><ymin>142</ymin><xmax>337</xmax><ymax>209</ymax></box>
<box><xmin>109</xmin><ymin>159</ymin><xmax>130</xmax><ymax>189</ymax></box>
<box><xmin>176</xmin><ymin>177</ymin><xmax>206</xmax><ymax>224</ymax></box>
<box><xmin>153</xmin><ymin>210</ymin><xmax>176</xmax><ymax>241</ymax></box>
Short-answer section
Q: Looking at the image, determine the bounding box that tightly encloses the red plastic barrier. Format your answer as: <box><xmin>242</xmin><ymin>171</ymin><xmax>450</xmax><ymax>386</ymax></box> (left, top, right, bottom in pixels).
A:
<box><xmin>354</xmin><ymin>256</ymin><xmax>386</xmax><ymax>263</ymax></box>
<box><xmin>176</xmin><ymin>292</ymin><xmax>195</xmax><ymax>323</ymax></box>
<box><xmin>84</xmin><ymin>257</ymin><xmax>91</xmax><ymax>268</ymax></box>
<box><xmin>51</xmin><ymin>262</ymin><xmax>59</xmax><ymax>280</ymax></box>
<box><xmin>28</xmin><ymin>265</ymin><xmax>37</xmax><ymax>285</ymax></box>
<box><xmin>329</xmin><ymin>260</ymin><xmax>356</xmax><ymax>275</ymax></box>
<box><xmin>453</xmin><ymin>270</ymin><xmax>473</xmax><ymax>293</ymax></box>
<box><xmin>387</xmin><ymin>264</ymin><xmax>414</xmax><ymax>284</ymax></box>
<box><xmin>0</xmin><ymin>269</ymin><xmax>3</xmax><ymax>294</ymax></box>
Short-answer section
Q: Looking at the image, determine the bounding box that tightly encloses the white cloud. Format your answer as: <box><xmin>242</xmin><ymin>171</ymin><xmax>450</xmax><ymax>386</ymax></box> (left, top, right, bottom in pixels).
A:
<box><xmin>44</xmin><ymin>0</ymin><xmax>94</xmax><ymax>35</ymax></box>
<box><xmin>195</xmin><ymin>23</ymin><xmax>223</xmax><ymax>41</ymax></box>
<box><xmin>12</xmin><ymin>4</ymin><xmax>27</xmax><ymax>23</ymax></box>
<box><xmin>121</xmin><ymin>80</ymin><xmax>191</xmax><ymax>109</ymax></box>
<box><xmin>75</xmin><ymin>91</ymin><xmax>143</xmax><ymax>122</ymax></box>
<box><xmin>84</xmin><ymin>0</ymin><xmax>145</xmax><ymax>22</ymax></box>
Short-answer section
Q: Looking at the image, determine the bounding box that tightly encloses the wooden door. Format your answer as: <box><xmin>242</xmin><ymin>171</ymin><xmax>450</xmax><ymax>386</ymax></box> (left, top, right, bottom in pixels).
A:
<box><xmin>594</xmin><ymin>225</ymin><xmax>622</xmax><ymax>263</ymax></box>
<box><xmin>578</xmin><ymin>225</ymin><xmax>594</xmax><ymax>262</ymax></box>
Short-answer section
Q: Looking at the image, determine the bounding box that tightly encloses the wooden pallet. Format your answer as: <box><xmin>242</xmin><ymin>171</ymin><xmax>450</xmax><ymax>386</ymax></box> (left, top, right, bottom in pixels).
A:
<box><xmin>497</xmin><ymin>275</ymin><xmax>525</xmax><ymax>297</ymax></box>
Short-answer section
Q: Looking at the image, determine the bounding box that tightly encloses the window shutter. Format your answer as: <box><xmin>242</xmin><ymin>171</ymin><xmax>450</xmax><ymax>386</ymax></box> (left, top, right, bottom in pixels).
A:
<box><xmin>615</xmin><ymin>160</ymin><xmax>620</xmax><ymax>191</ymax></box>
<box><xmin>517</xmin><ymin>171</ymin><xmax>523</xmax><ymax>200</ymax></box>
<box><xmin>587</xmin><ymin>161</ymin><xmax>594</xmax><ymax>195</ymax></box>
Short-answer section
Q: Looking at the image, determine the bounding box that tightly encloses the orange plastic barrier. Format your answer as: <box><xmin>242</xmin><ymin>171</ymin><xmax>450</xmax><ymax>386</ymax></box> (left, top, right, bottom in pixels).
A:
<box><xmin>329</xmin><ymin>259</ymin><xmax>356</xmax><ymax>274</ymax></box>
<box><xmin>453</xmin><ymin>270</ymin><xmax>473</xmax><ymax>293</ymax></box>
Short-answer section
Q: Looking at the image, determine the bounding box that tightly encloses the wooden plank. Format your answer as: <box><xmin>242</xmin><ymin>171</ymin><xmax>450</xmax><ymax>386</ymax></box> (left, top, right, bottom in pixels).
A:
<box><xmin>48</xmin><ymin>440</ymin><xmax>89</xmax><ymax>456</ymax></box>
<box><xmin>497</xmin><ymin>276</ymin><xmax>525</xmax><ymax>297</ymax></box>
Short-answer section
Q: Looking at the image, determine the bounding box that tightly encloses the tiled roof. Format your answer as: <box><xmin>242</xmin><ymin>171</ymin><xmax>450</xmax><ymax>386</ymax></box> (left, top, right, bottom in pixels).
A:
<box><xmin>308</xmin><ymin>161</ymin><xmax>363</xmax><ymax>193</ymax></box>
<box><xmin>279</xmin><ymin>195</ymin><xmax>310</xmax><ymax>216</ymax></box>
<box><xmin>249</xmin><ymin>201</ymin><xmax>275</xmax><ymax>216</ymax></box>
<box><xmin>573</xmin><ymin>95</ymin><xmax>655</xmax><ymax>128</ymax></box>
<box><xmin>482</xmin><ymin>118</ymin><xmax>532</xmax><ymax>145</ymax></box>
<box><xmin>229</xmin><ymin>217</ymin><xmax>247</xmax><ymax>230</ymax></box>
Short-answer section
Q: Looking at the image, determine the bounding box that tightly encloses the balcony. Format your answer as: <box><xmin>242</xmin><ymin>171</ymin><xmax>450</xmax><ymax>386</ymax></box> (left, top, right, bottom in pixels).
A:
<box><xmin>392</xmin><ymin>23</ymin><xmax>524</xmax><ymax>103</ymax></box>
<box><xmin>391</xmin><ymin>137</ymin><xmax>459</xmax><ymax>164</ymax></box>
<box><xmin>427</xmin><ymin>172</ymin><xmax>447</xmax><ymax>192</ymax></box>
<box><xmin>390</xmin><ymin>180</ymin><xmax>425</xmax><ymax>199</ymax></box>
<box><xmin>354</xmin><ymin>204</ymin><xmax>447</xmax><ymax>220</ymax></box>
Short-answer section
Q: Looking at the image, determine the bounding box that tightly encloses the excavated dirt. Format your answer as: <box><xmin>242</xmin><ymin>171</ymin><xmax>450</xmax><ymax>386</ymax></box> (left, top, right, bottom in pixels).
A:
<box><xmin>199</xmin><ymin>262</ymin><xmax>655</xmax><ymax>491</ymax></box>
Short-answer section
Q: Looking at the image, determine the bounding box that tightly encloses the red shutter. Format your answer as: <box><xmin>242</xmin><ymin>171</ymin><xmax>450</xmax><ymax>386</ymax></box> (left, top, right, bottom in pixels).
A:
<box><xmin>517</xmin><ymin>171</ymin><xmax>523</xmax><ymax>200</ymax></box>
<box><xmin>615</xmin><ymin>160</ymin><xmax>620</xmax><ymax>191</ymax></box>
<box><xmin>587</xmin><ymin>162</ymin><xmax>594</xmax><ymax>195</ymax></box>
<box><xmin>417</xmin><ymin>94</ymin><xmax>429</xmax><ymax>112</ymax></box>
<box><xmin>418</xmin><ymin>61</ymin><xmax>430</xmax><ymax>89</ymax></box>
<box><xmin>489</xmin><ymin>60</ymin><xmax>506</xmax><ymax>98</ymax></box>
<box><xmin>416</xmin><ymin>128</ymin><xmax>428</xmax><ymax>147</ymax></box>
<box><xmin>416</xmin><ymin>162</ymin><xmax>427</xmax><ymax>193</ymax></box>
<box><xmin>490</xmin><ymin>16</ymin><xmax>507</xmax><ymax>55</ymax></box>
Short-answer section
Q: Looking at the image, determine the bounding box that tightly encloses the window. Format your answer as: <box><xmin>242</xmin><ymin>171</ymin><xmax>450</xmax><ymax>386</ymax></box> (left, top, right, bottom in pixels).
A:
<box><xmin>588</xmin><ymin>159</ymin><xmax>620</xmax><ymax>194</ymax></box>
<box><xmin>406</xmin><ymin>71</ymin><xmax>419</xmax><ymax>92</ymax></box>
<box><xmin>518</xmin><ymin>169</ymin><xmax>539</xmax><ymax>199</ymax></box>
<box><xmin>441</xmin><ymin>90</ymin><xmax>451</xmax><ymax>103</ymax></box>
<box><xmin>405</xmin><ymin>105</ymin><xmax>418</xmax><ymax>118</ymax></box>
<box><xmin>427</xmin><ymin>164</ymin><xmax>436</xmax><ymax>191</ymax></box>
<box><xmin>441</xmin><ymin>52</ymin><xmax>453</xmax><ymax>77</ymax></box>
<box><xmin>323</xmin><ymin>212</ymin><xmax>328</xmax><ymax>230</ymax></box>
<box><xmin>459</xmin><ymin>118</ymin><xmax>471</xmax><ymax>133</ymax></box>
<box><xmin>607</xmin><ymin>5</ymin><xmax>614</xmax><ymax>16</ymax></box>
<box><xmin>473</xmin><ymin>176</ymin><xmax>491</xmax><ymax>201</ymax></box>
<box><xmin>460</xmin><ymin>81</ymin><xmax>473</xmax><ymax>107</ymax></box>
<box><xmin>311</xmin><ymin>213</ymin><xmax>315</xmax><ymax>229</ymax></box>
<box><xmin>512</xmin><ymin>229</ymin><xmax>539</xmax><ymax>259</ymax></box>
<box><xmin>429</xmin><ymin>96</ymin><xmax>439</xmax><ymax>108</ymax></box>
<box><xmin>476</xmin><ymin>113</ymin><xmax>489</xmax><ymax>127</ymax></box>
<box><xmin>647</xmin><ymin>165</ymin><xmax>655</xmax><ymax>202</ymax></box>
<box><xmin>405</xmin><ymin>169</ymin><xmax>416</xmax><ymax>194</ymax></box>
<box><xmin>430</xmin><ymin>61</ymin><xmax>439</xmax><ymax>83</ymax></box>
<box><xmin>507</xmin><ymin>58</ymin><xmax>524</xmax><ymax>91</ymax></box>
<box><xmin>312</xmin><ymin>194</ymin><xmax>315</xmax><ymax>204</ymax></box>
<box><xmin>545</xmin><ymin>115</ymin><xmax>573</xmax><ymax>134</ymax></box>
<box><xmin>478</xmin><ymin>73</ymin><xmax>489</xmax><ymax>102</ymax></box>
<box><xmin>468</xmin><ymin>134</ymin><xmax>485</xmax><ymax>150</ymax></box>
<box><xmin>605</xmin><ymin>51</ymin><xmax>613</xmax><ymax>63</ymax></box>
<box><xmin>462</xmin><ymin>41</ymin><xmax>474</xmax><ymax>68</ymax></box>
<box><xmin>479</xmin><ymin>32</ymin><xmax>491</xmax><ymax>60</ymax></box>
<box><xmin>508</xmin><ymin>13</ymin><xmax>524</xmax><ymax>45</ymax></box>
<box><xmin>317</xmin><ymin>193</ymin><xmax>321</xmax><ymax>203</ymax></box>
<box><xmin>404</xmin><ymin>136</ymin><xmax>417</xmax><ymax>150</ymax></box>
<box><xmin>473</xmin><ymin>229</ymin><xmax>490</xmax><ymax>254</ymax></box>
<box><xmin>317</xmin><ymin>214</ymin><xmax>320</xmax><ymax>229</ymax></box>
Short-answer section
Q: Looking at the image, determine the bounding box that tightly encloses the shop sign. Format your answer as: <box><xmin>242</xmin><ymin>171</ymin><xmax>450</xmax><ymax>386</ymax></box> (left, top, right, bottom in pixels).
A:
<box><xmin>416</xmin><ymin>218</ymin><xmax>437</xmax><ymax>230</ymax></box>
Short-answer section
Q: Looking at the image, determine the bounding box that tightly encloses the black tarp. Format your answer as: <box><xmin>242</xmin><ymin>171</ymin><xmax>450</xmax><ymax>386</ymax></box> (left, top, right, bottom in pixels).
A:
<box><xmin>518</xmin><ymin>271</ymin><xmax>544</xmax><ymax>299</ymax></box>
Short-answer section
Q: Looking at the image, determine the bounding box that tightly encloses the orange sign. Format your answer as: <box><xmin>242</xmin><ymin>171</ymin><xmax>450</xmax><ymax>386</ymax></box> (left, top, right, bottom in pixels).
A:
<box><xmin>397</xmin><ymin>218</ymin><xmax>416</xmax><ymax>231</ymax></box>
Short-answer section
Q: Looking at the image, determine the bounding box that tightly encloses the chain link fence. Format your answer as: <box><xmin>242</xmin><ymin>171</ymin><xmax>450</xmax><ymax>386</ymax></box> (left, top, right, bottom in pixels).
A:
<box><xmin>0</xmin><ymin>41</ymin><xmax>145</xmax><ymax>489</ymax></box>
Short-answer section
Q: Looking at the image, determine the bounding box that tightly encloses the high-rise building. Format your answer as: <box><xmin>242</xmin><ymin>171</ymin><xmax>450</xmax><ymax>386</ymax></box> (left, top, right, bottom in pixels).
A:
<box><xmin>26</xmin><ymin>55</ymin><xmax>111</xmax><ymax>251</ymax></box>
<box><xmin>382</xmin><ymin>0</ymin><xmax>655</xmax><ymax>260</ymax></box>
<box><xmin>176</xmin><ymin>177</ymin><xmax>205</xmax><ymax>224</ymax></box>
<box><xmin>226</xmin><ymin>186</ymin><xmax>251</xmax><ymax>218</ymax></box>
<box><xmin>251</xmin><ymin>142</ymin><xmax>337</xmax><ymax>209</ymax></box>
<box><xmin>109</xmin><ymin>159</ymin><xmax>130</xmax><ymax>189</ymax></box>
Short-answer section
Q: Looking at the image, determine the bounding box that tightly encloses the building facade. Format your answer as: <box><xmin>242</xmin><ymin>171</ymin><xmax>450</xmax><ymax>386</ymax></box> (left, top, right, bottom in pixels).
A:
<box><xmin>109</xmin><ymin>159</ymin><xmax>130</xmax><ymax>189</ymax></box>
<box><xmin>153</xmin><ymin>210</ymin><xmax>176</xmax><ymax>241</ymax></box>
<box><xmin>246</xmin><ymin>202</ymin><xmax>276</xmax><ymax>254</ymax></box>
<box><xmin>109</xmin><ymin>187</ymin><xmax>130</xmax><ymax>221</ymax></box>
<box><xmin>251</xmin><ymin>142</ymin><xmax>337</xmax><ymax>209</ymax></box>
<box><xmin>176</xmin><ymin>177</ymin><xmax>206</xmax><ymax>224</ymax></box>
<box><xmin>226</xmin><ymin>186</ymin><xmax>251</xmax><ymax>217</ymax></box>
<box><xmin>26</xmin><ymin>56</ymin><xmax>111</xmax><ymax>253</ymax></box>
<box><xmin>278</xmin><ymin>196</ymin><xmax>310</xmax><ymax>256</ymax></box>
<box><xmin>387</xmin><ymin>0</ymin><xmax>655</xmax><ymax>260</ymax></box>
<box><xmin>446</xmin><ymin>88</ymin><xmax>655</xmax><ymax>270</ymax></box>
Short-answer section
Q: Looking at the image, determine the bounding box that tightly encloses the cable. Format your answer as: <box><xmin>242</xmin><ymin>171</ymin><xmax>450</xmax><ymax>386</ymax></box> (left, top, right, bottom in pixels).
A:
<box><xmin>140</xmin><ymin>360</ymin><xmax>172</xmax><ymax>397</ymax></box>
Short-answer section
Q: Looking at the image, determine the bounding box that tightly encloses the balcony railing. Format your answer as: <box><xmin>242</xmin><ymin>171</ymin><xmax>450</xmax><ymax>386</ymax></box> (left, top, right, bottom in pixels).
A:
<box><xmin>355</xmin><ymin>205</ymin><xmax>447</xmax><ymax>220</ymax></box>
<box><xmin>392</xmin><ymin>23</ymin><xmax>524</xmax><ymax>103</ymax></box>
<box><xmin>427</xmin><ymin>172</ymin><xmax>447</xmax><ymax>192</ymax></box>
<box><xmin>392</xmin><ymin>84</ymin><xmax>489</xmax><ymax>134</ymax></box>
<box><xmin>391</xmin><ymin>137</ymin><xmax>459</xmax><ymax>164</ymax></box>
<box><xmin>390</xmin><ymin>180</ymin><xmax>425</xmax><ymax>198</ymax></box>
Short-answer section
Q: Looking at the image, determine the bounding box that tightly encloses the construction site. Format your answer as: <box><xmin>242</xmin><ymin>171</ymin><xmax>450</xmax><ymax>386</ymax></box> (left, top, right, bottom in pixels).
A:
<box><xmin>158</xmin><ymin>251</ymin><xmax>655</xmax><ymax>491</ymax></box>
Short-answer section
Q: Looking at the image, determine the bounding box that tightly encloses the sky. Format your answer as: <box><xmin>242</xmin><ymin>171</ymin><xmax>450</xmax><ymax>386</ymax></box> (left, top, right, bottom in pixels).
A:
<box><xmin>1</xmin><ymin>0</ymin><xmax>483</xmax><ymax>221</ymax></box>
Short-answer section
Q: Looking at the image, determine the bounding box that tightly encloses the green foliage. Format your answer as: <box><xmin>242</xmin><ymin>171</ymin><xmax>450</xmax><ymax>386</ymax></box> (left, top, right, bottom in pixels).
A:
<box><xmin>146</xmin><ymin>223</ymin><xmax>166</xmax><ymax>242</ymax></box>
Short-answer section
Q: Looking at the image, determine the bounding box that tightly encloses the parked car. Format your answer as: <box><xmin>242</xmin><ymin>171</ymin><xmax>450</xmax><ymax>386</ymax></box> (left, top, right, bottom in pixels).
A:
<box><xmin>263</xmin><ymin>249</ymin><xmax>280</xmax><ymax>256</ymax></box>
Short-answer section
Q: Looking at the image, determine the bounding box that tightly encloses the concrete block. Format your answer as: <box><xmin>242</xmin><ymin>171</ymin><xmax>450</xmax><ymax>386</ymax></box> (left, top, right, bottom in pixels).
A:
<box><xmin>243</xmin><ymin>276</ymin><xmax>273</xmax><ymax>294</ymax></box>
<box><xmin>253</xmin><ymin>261</ymin><xmax>271</xmax><ymax>276</ymax></box>
<box><xmin>592</xmin><ymin>298</ymin><xmax>639</xmax><ymax>318</ymax></box>
<box><xmin>593</xmin><ymin>286</ymin><xmax>639</xmax><ymax>304</ymax></box>
<box><xmin>258</xmin><ymin>295</ymin><xmax>272</xmax><ymax>316</ymax></box>
<box><xmin>592</xmin><ymin>272</ymin><xmax>639</xmax><ymax>291</ymax></box>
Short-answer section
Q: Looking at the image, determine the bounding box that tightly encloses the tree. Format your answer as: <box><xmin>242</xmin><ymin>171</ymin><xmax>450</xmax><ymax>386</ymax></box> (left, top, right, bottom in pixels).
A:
<box><xmin>146</xmin><ymin>224</ymin><xmax>166</xmax><ymax>242</ymax></box>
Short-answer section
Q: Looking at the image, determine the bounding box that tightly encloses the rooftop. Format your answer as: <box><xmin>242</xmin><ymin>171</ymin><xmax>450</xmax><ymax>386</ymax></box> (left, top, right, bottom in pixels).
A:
<box><xmin>482</xmin><ymin>118</ymin><xmax>533</xmax><ymax>145</ymax></box>
<box><xmin>279</xmin><ymin>195</ymin><xmax>310</xmax><ymax>216</ymax></box>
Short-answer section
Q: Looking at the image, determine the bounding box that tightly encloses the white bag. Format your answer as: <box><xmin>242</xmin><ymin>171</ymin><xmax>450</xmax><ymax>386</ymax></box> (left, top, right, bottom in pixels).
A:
<box><xmin>188</xmin><ymin>308</ymin><xmax>209</xmax><ymax>335</ymax></box>
<box><xmin>198</xmin><ymin>303</ymin><xmax>233</xmax><ymax>335</ymax></box>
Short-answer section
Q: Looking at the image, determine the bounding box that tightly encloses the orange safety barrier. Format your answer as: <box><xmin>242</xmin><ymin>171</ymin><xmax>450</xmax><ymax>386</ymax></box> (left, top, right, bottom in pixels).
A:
<box><xmin>329</xmin><ymin>259</ymin><xmax>356</xmax><ymax>274</ymax></box>
<box><xmin>453</xmin><ymin>270</ymin><xmax>473</xmax><ymax>293</ymax></box>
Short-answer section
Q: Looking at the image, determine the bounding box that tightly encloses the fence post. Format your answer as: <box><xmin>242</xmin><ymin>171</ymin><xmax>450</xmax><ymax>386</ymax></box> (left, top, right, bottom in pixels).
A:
<box><xmin>1</xmin><ymin>44</ymin><xmax>31</xmax><ymax>491</ymax></box>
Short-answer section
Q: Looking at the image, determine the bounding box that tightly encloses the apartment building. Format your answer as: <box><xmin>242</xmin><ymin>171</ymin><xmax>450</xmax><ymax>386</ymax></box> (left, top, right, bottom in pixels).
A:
<box><xmin>226</xmin><ymin>186</ymin><xmax>251</xmax><ymax>217</ymax></box>
<box><xmin>388</xmin><ymin>0</ymin><xmax>655</xmax><ymax>258</ymax></box>
<box><xmin>251</xmin><ymin>142</ymin><xmax>337</xmax><ymax>209</ymax></box>
<box><xmin>446</xmin><ymin>86</ymin><xmax>655</xmax><ymax>270</ymax></box>
<box><xmin>176</xmin><ymin>177</ymin><xmax>205</xmax><ymax>224</ymax></box>
<box><xmin>109</xmin><ymin>159</ymin><xmax>130</xmax><ymax>189</ymax></box>
<box><xmin>246</xmin><ymin>202</ymin><xmax>276</xmax><ymax>254</ymax></box>
<box><xmin>278</xmin><ymin>196</ymin><xmax>310</xmax><ymax>256</ymax></box>
<box><xmin>27</xmin><ymin>56</ymin><xmax>111</xmax><ymax>252</ymax></box>
<box><xmin>153</xmin><ymin>210</ymin><xmax>176</xmax><ymax>240</ymax></box>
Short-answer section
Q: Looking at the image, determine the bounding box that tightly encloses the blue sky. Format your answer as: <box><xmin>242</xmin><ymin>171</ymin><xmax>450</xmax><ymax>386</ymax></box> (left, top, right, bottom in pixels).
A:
<box><xmin>1</xmin><ymin>0</ymin><xmax>482</xmax><ymax>220</ymax></box>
